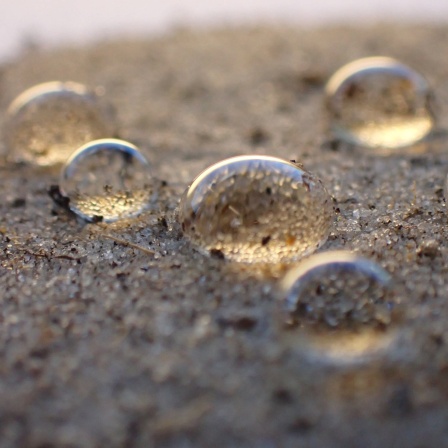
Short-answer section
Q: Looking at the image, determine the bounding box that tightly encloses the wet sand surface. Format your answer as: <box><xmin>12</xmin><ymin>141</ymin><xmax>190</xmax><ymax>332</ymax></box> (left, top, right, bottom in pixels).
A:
<box><xmin>1</xmin><ymin>25</ymin><xmax>448</xmax><ymax>447</ymax></box>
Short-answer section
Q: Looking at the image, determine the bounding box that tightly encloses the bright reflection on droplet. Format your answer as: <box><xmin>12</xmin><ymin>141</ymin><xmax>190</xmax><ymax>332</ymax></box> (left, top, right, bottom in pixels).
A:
<box><xmin>281</xmin><ymin>251</ymin><xmax>394</xmax><ymax>327</ymax></box>
<box><xmin>326</xmin><ymin>57</ymin><xmax>435</xmax><ymax>150</ymax></box>
<box><xmin>60</xmin><ymin>139</ymin><xmax>151</xmax><ymax>223</ymax></box>
<box><xmin>179</xmin><ymin>155</ymin><xmax>333</xmax><ymax>264</ymax></box>
<box><xmin>4</xmin><ymin>81</ymin><xmax>114</xmax><ymax>166</ymax></box>
<box><xmin>297</xmin><ymin>328</ymin><xmax>396</xmax><ymax>366</ymax></box>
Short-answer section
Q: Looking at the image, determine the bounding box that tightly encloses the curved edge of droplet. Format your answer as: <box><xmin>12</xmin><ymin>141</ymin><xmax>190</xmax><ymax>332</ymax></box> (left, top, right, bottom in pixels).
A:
<box><xmin>325</xmin><ymin>56</ymin><xmax>430</xmax><ymax>100</ymax></box>
<box><xmin>280</xmin><ymin>250</ymin><xmax>392</xmax><ymax>313</ymax></box>
<box><xmin>6</xmin><ymin>81</ymin><xmax>91</xmax><ymax>116</ymax></box>
<box><xmin>61</xmin><ymin>138</ymin><xmax>150</xmax><ymax>185</ymax></box>
<box><xmin>183</xmin><ymin>155</ymin><xmax>305</xmax><ymax>216</ymax></box>
<box><xmin>187</xmin><ymin>155</ymin><xmax>303</xmax><ymax>192</ymax></box>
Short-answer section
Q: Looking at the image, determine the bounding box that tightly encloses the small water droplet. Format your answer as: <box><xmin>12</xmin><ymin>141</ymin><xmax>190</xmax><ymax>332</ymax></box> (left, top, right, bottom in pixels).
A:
<box><xmin>4</xmin><ymin>81</ymin><xmax>115</xmax><ymax>166</ymax></box>
<box><xmin>179</xmin><ymin>155</ymin><xmax>333</xmax><ymax>263</ymax></box>
<box><xmin>60</xmin><ymin>138</ymin><xmax>151</xmax><ymax>223</ymax></box>
<box><xmin>326</xmin><ymin>57</ymin><xmax>434</xmax><ymax>149</ymax></box>
<box><xmin>281</xmin><ymin>251</ymin><xmax>394</xmax><ymax>327</ymax></box>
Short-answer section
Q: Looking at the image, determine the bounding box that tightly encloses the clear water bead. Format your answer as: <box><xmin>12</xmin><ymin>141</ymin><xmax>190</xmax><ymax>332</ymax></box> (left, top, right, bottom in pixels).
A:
<box><xmin>326</xmin><ymin>57</ymin><xmax>434</xmax><ymax>149</ymax></box>
<box><xmin>60</xmin><ymin>139</ymin><xmax>151</xmax><ymax>223</ymax></box>
<box><xmin>180</xmin><ymin>155</ymin><xmax>333</xmax><ymax>263</ymax></box>
<box><xmin>281</xmin><ymin>251</ymin><xmax>394</xmax><ymax>327</ymax></box>
<box><xmin>4</xmin><ymin>81</ymin><xmax>114</xmax><ymax>166</ymax></box>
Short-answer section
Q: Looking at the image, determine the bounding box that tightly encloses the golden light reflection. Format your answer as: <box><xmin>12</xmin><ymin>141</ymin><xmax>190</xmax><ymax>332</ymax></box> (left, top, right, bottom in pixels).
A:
<box><xmin>283</xmin><ymin>328</ymin><xmax>397</xmax><ymax>366</ymax></box>
<box><xmin>349</xmin><ymin>116</ymin><xmax>433</xmax><ymax>149</ymax></box>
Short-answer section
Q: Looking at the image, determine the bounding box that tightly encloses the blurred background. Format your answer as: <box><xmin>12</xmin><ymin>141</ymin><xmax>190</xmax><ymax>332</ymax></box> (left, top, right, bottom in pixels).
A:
<box><xmin>2</xmin><ymin>0</ymin><xmax>448</xmax><ymax>63</ymax></box>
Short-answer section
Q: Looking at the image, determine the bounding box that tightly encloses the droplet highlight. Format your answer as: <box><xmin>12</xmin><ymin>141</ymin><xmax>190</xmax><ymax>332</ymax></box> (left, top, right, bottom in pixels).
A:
<box><xmin>4</xmin><ymin>81</ymin><xmax>114</xmax><ymax>166</ymax></box>
<box><xmin>60</xmin><ymin>139</ymin><xmax>151</xmax><ymax>223</ymax></box>
<box><xmin>180</xmin><ymin>155</ymin><xmax>333</xmax><ymax>263</ymax></box>
<box><xmin>281</xmin><ymin>251</ymin><xmax>394</xmax><ymax>327</ymax></box>
<box><xmin>326</xmin><ymin>57</ymin><xmax>434</xmax><ymax>149</ymax></box>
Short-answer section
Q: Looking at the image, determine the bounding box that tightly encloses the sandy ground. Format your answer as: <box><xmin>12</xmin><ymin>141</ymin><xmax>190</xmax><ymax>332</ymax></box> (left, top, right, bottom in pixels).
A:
<box><xmin>2</xmin><ymin>25</ymin><xmax>448</xmax><ymax>447</ymax></box>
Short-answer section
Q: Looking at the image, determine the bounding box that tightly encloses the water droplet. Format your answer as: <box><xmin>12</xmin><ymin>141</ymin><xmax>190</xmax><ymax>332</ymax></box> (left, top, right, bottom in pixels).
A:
<box><xmin>179</xmin><ymin>155</ymin><xmax>333</xmax><ymax>263</ymax></box>
<box><xmin>281</xmin><ymin>251</ymin><xmax>394</xmax><ymax>327</ymax></box>
<box><xmin>60</xmin><ymin>139</ymin><xmax>151</xmax><ymax>223</ymax></box>
<box><xmin>4</xmin><ymin>81</ymin><xmax>115</xmax><ymax>166</ymax></box>
<box><xmin>326</xmin><ymin>57</ymin><xmax>434</xmax><ymax>149</ymax></box>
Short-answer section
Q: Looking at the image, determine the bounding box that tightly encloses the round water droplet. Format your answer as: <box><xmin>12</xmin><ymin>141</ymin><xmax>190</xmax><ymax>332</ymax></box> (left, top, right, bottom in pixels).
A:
<box><xmin>326</xmin><ymin>57</ymin><xmax>434</xmax><ymax>149</ymax></box>
<box><xmin>4</xmin><ymin>81</ymin><xmax>115</xmax><ymax>166</ymax></box>
<box><xmin>281</xmin><ymin>251</ymin><xmax>394</xmax><ymax>327</ymax></box>
<box><xmin>180</xmin><ymin>155</ymin><xmax>333</xmax><ymax>263</ymax></box>
<box><xmin>60</xmin><ymin>139</ymin><xmax>151</xmax><ymax>223</ymax></box>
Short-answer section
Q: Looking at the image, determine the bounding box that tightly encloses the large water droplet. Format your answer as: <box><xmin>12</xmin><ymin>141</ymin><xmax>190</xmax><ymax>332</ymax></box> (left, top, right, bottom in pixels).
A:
<box><xmin>179</xmin><ymin>155</ymin><xmax>333</xmax><ymax>263</ymax></box>
<box><xmin>326</xmin><ymin>57</ymin><xmax>434</xmax><ymax>150</ymax></box>
<box><xmin>60</xmin><ymin>139</ymin><xmax>151</xmax><ymax>223</ymax></box>
<box><xmin>4</xmin><ymin>81</ymin><xmax>114</xmax><ymax>166</ymax></box>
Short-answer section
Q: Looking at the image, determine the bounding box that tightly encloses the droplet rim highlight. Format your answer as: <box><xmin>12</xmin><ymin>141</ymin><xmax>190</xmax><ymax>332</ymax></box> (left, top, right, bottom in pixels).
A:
<box><xmin>6</xmin><ymin>81</ymin><xmax>92</xmax><ymax>116</ymax></box>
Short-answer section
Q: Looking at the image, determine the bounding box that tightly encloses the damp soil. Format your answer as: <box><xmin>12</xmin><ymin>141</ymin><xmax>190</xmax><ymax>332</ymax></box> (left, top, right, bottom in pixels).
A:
<box><xmin>1</xmin><ymin>25</ymin><xmax>448</xmax><ymax>447</ymax></box>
